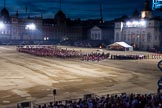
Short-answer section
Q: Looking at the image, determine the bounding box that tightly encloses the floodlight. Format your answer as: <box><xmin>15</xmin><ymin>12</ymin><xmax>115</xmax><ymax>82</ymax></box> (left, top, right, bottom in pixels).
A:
<box><xmin>0</xmin><ymin>22</ymin><xmax>5</xmax><ymax>29</ymax></box>
<box><xmin>126</xmin><ymin>20</ymin><xmax>146</xmax><ymax>27</ymax></box>
<box><xmin>126</xmin><ymin>21</ymin><xmax>131</xmax><ymax>26</ymax></box>
<box><xmin>140</xmin><ymin>20</ymin><xmax>146</xmax><ymax>27</ymax></box>
<box><xmin>132</xmin><ymin>21</ymin><xmax>139</xmax><ymax>25</ymax></box>
<box><xmin>25</xmin><ymin>23</ymin><xmax>36</xmax><ymax>30</ymax></box>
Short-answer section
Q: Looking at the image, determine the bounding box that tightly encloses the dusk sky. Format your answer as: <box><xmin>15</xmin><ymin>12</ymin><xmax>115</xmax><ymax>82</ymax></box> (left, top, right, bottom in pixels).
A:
<box><xmin>1</xmin><ymin>0</ymin><xmax>161</xmax><ymax>20</ymax></box>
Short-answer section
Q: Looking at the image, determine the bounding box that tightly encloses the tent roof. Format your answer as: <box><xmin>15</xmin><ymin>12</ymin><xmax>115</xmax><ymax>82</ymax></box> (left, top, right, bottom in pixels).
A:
<box><xmin>109</xmin><ymin>42</ymin><xmax>132</xmax><ymax>48</ymax></box>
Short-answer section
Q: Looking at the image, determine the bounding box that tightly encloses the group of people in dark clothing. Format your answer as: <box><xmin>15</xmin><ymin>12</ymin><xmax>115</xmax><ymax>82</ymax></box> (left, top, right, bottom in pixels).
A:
<box><xmin>35</xmin><ymin>93</ymin><xmax>162</xmax><ymax>108</ymax></box>
<box><xmin>110</xmin><ymin>54</ymin><xmax>147</xmax><ymax>60</ymax></box>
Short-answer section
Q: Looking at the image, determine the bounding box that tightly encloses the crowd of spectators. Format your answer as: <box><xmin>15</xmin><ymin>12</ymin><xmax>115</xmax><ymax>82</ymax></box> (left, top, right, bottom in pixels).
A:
<box><xmin>73</xmin><ymin>40</ymin><xmax>107</xmax><ymax>48</ymax></box>
<box><xmin>34</xmin><ymin>93</ymin><xmax>162</xmax><ymax>108</ymax></box>
<box><xmin>74</xmin><ymin>41</ymin><xmax>92</xmax><ymax>48</ymax></box>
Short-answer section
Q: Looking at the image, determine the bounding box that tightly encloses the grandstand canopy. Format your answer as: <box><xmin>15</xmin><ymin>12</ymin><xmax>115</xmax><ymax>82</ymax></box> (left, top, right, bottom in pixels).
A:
<box><xmin>107</xmin><ymin>42</ymin><xmax>133</xmax><ymax>51</ymax></box>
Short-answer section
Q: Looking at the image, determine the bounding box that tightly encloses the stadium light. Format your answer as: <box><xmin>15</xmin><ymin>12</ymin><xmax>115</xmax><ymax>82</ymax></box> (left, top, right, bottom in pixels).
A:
<box><xmin>25</xmin><ymin>23</ymin><xmax>36</xmax><ymax>30</ymax></box>
<box><xmin>126</xmin><ymin>21</ymin><xmax>131</xmax><ymax>26</ymax></box>
<box><xmin>132</xmin><ymin>21</ymin><xmax>139</xmax><ymax>25</ymax></box>
<box><xmin>140</xmin><ymin>20</ymin><xmax>146</xmax><ymax>27</ymax></box>
<box><xmin>126</xmin><ymin>20</ymin><xmax>146</xmax><ymax>27</ymax></box>
<box><xmin>0</xmin><ymin>22</ymin><xmax>5</xmax><ymax>29</ymax></box>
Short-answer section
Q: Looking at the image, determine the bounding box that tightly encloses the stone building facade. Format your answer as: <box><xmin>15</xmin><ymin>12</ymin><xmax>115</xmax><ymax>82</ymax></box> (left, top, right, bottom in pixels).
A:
<box><xmin>114</xmin><ymin>0</ymin><xmax>162</xmax><ymax>50</ymax></box>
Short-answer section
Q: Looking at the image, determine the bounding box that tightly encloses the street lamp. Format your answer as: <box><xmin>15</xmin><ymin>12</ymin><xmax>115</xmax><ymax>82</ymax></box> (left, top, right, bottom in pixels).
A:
<box><xmin>137</xmin><ymin>35</ymin><xmax>140</xmax><ymax>49</ymax></box>
<box><xmin>44</xmin><ymin>37</ymin><xmax>49</xmax><ymax>41</ymax></box>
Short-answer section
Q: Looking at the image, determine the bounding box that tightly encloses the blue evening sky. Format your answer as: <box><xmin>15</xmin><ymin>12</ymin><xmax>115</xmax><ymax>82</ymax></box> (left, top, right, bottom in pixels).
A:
<box><xmin>1</xmin><ymin>0</ymin><xmax>161</xmax><ymax>20</ymax></box>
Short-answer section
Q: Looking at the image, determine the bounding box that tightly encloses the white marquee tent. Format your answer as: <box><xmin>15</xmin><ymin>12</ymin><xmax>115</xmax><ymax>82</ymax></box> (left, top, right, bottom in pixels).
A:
<box><xmin>107</xmin><ymin>42</ymin><xmax>133</xmax><ymax>51</ymax></box>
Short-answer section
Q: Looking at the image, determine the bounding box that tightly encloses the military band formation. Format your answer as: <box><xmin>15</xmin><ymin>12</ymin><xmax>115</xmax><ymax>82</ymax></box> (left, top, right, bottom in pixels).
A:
<box><xmin>17</xmin><ymin>45</ymin><xmax>162</xmax><ymax>61</ymax></box>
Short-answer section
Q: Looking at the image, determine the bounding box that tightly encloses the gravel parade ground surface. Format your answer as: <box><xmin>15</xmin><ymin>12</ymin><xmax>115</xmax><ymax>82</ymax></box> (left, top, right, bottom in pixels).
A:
<box><xmin>0</xmin><ymin>46</ymin><xmax>161</xmax><ymax>107</ymax></box>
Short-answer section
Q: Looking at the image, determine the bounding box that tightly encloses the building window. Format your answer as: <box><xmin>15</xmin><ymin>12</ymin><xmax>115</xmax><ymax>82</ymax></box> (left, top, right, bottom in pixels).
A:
<box><xmin>116</xmin><ymin>32</ymin><xmax>119</xmax><ymax>41</ymax></box>
<box><xmin>95</xmin><ymin>33</ymin><xmax>97</xmax><ymax>40</ymax></box>
<box><xmin>96</xmin><ymin>33</ymin><xmax>98</xmax><ymax>40</ymax></box>
<box><xmin>141</xmin><ymin>34</ymin><xmax>145</xmax><ymax>42</ymax></box>
<box><xmin>12</xmin><ymin>18</ymin><xmax>17</xmax><ymax>23</ymax></box>
<box><xmin>93</xmin><ymin>33</ymin><xmax>95</xmax><ymax>40</ymax></box>
<box><xmin>123</xmin><ymin>34</ymin><xmax>126</xmax><ymax>41</ymax></box>
<box><xmin>147</xmin><ymin>33</ymin><xmax>151</xmax><ymax>42</ymax></box>
<box><xmin>98</xmin><ymin>33</ymin><xmax>101</xmax><ymax>40</ymax></box>
<box><xmin>155</xmin><ymin>35</ymin><xmax>158</xmax><ymax>40</ymax></box>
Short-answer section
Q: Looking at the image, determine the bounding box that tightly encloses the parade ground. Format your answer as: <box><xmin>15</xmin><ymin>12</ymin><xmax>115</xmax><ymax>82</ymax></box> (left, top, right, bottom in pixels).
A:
<box><xmin>0</xmin><ymin>46</ymin><xmax>161</xmax><ymax>107</ymax></box>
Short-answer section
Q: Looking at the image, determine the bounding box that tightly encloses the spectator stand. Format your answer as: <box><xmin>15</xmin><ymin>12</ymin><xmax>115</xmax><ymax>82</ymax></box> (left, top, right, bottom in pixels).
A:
<box><xmin>32</xmin><ymin>92</ymin><xmax>162</xmax><ymax>108</ymax></box>
<box><xmin>33</xmin><ymin>93</ymin><xmax>97</xmax><ymax>108</ymax></box>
